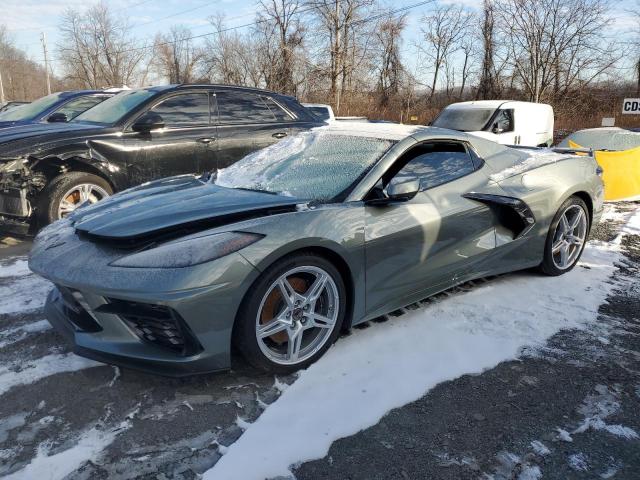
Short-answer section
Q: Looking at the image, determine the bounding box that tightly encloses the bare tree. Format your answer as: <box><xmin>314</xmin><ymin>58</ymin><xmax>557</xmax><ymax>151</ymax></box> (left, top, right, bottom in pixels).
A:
<box><xmin>256</xmin><ymin>0</ymin><xmax>305</xmax><ymax>94</ymax></box>
<box><xmin>374</xmin><ymin>13</ymin><xmax>406</xmax><ymax>106</ymax></box>
<box><xmin>201</xmin><ymin>15</ymin><xmax>262</xmax><ymax>87</ymax></box>
<box><xmin>57</xmin><ymin>2</ymin><xmax>147</xmax><ymax>88</ymax></box>
<box><xmin>153</xmin><ymin>25</ymin><xmax>205</xmax><ymax>83</ymax></box>
<box><xmin>306</xmin><ymin>0</ymin><xmax>375</xmax><ymax>113</ymax></box>
<box><xmin>497</xmin><ymin>0</ymin><xmax>619</xmax><ymax>103</ymax></box>
<box><xmin>476</xmin><ymin>0</ymin><xmax>497</xmax><ymax>99</ymax></box>
<box><xmin>419</xmin><ymin>4</ymin><xmax>474</xmax><ymax>100</ymax></box>
<box><xmin>0</xmin><ymin>26</ymin><xmax>59</xmax><ymax>100</ymax></box>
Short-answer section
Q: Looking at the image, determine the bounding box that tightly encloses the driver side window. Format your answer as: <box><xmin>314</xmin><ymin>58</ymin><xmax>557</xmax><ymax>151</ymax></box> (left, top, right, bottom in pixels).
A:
<box><xmin>495</xmin><ymin>109</ymin><xmax>514</xmax><ymax>132</ymax></box>
<box><xmin>392</xmin><ymin>142</ymin><xmax>476</xmax><ymax>191</ymax></box>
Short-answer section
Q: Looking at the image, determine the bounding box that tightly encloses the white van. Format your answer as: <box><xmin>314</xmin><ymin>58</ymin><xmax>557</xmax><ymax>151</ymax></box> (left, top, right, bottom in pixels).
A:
<box><xmin>431</xmin><ymin>100</ymin><xmax>554</xmax><ymax>147</ymax></box>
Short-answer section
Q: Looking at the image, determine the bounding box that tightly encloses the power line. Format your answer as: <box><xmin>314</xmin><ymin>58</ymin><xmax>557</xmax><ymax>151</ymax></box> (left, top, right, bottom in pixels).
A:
<box><xmin>7</xmin><ymin>0</ymin><xmax>435</xmax><ymax>66</ymax></box>
<box><xmin>132</xmin><ymin>0</ymin><xmax>222</xmax><ymax>28</ymax></box>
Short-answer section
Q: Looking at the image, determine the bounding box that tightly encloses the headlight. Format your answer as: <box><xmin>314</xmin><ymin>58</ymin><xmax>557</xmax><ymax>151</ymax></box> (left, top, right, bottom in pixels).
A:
<box><xmin>109</xmin><ymin>232</ymin><xmax>263</xmax><ymax>268</ymax></box>
<box><xmin>0</xmin><ymin>159</ymin><xmax>23</xmax><ymax>173</ymax></box>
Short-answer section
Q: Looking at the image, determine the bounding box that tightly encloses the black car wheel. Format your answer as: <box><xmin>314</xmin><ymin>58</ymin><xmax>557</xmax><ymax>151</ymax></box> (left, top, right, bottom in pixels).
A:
<box><xmin>234</xmin><ymin>252</ymin><xmax>347</xmax><ymax>374</ymax></box>
<box><xmin>37</xmin><ymin>172</ymin><xmax>113</xmax><ymax>226</ymax></box>
<box><xmin>540</xmin><ymin>196</ymin><xmax>590</xmax><ymax>276</ymax></box>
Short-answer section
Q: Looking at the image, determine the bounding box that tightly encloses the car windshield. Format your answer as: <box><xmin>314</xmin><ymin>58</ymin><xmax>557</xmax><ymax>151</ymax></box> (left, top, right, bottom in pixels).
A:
<box><xmin>432</xmin><ymin>107</ymin><xmax>496</xmax><ymax>132</ymax></box>
<box><xmin>307</xmin><ymin>106</ymin><xmax>331</xmax><ymax>121</ymax></box>
<box><xmin>215</xmin><ymin>130</ymin><xmax>394</xmax><ymax>201</ymax></box>
<box><xmin>73</xmin><ymin>89</ymin><xmax>157</xmax><ymax>125</ymax></box>
<box><xmin>0</xmin><ymin>93</ymin><xmax>63</xmax><ymax>121</ymax></box>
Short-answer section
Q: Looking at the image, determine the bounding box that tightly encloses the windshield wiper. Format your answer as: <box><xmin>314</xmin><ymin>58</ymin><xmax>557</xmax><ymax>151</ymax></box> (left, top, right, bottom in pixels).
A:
<box><xmin>232</xmin><ymin>187</ymin><xmax>279</xmax><ymax>195</ymax></box>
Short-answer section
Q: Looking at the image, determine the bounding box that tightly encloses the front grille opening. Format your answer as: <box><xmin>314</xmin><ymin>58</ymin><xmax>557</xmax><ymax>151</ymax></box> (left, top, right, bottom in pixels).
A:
<box><xmin>56</xmin><ymin>286</ymin><xmax>103</xmax><ymax>333</ymax></box>
<box><xmin>96</xmin><ymin>299</ymin><xmax>202</xmax><ymax>356</ymax></box>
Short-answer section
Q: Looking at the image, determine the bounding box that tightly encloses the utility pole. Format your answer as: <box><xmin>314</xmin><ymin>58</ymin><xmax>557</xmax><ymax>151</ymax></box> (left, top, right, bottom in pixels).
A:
<box><xmin>41</xmin><ymin>32</ymin><xmax>51</xmax><ymax>95</ymax></box>
<box><xmin>335</xmin><ymin>0</ymin><xmax>341</xmax><ymax>115</ymax></box>
<box><xmin>0</xmin><ymin>69</ymin><xmax>5</xmax><ymax>105</ymax></box>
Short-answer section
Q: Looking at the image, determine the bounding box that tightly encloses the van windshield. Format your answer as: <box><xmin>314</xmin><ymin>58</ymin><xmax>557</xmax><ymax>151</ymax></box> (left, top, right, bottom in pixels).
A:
<box><xmin>432</xmin><ymin>108</ymin><xmax>495</xmax><ymax>132</ymax></box>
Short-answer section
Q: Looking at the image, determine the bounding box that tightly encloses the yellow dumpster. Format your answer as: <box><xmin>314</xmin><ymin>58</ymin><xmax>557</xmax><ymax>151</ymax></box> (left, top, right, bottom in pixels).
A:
<box><xmin>568</xmin><ymin>139</ymin><xmax>640</xmax><ymax>202</ymax></box>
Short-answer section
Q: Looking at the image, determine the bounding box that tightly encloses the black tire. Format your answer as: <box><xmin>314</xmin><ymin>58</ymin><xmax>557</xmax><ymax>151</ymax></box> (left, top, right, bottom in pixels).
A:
<box><xmin>36</xmin><ymin>172</ymin><xmax>113</xmax><ymax>227</ymax></box>
<box><xmin>234</xmin><ymin>252</ymin><xmax>347</xmax><ymax>374</ymax></box>
<box><xmin>539</xmin><ymin>196</ymin><xmax>590</xmax><ymax>276</ymax></box>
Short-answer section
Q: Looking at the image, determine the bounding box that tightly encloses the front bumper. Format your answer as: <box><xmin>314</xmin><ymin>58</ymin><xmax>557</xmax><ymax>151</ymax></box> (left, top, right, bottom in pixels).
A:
<box><xmin>44</xmin><ymin>280</ymin><xmax>241</xmax><ymax>377</ymax></box>
<box><xmin>33</xmin><ymin>220</ymin><xmax>261</xmax><ymax>377</ymax></box>
<box><xmin>0</xmin><ymin>188</ymin><xmax>33</xmax><ymax>235</ymax></box>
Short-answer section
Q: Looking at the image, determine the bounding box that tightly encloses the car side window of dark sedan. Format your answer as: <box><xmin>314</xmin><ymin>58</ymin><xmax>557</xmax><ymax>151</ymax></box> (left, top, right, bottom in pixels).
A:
<box><xmin>150</xmin><ymin>93</ymin><xmax>210</xmax><ymax>127</ymax></box>
<box><xmin>394</xmin><ymin>142</ymin><xmax>476</xmax><ymax>191</ymax></box>
<box><xmin>215</xmin><ymin>91</ymin><xmax>277</xmax><ymax>124</ymax></box>
<box><xmin>263</xmin><ymin>96</ymin><xmax>294</xmax><ymax>121</ymax></box>
<box><xmin>54</xmin><ymin>96</ymin><xmax>107</xmax><ymax>120</ymax></box>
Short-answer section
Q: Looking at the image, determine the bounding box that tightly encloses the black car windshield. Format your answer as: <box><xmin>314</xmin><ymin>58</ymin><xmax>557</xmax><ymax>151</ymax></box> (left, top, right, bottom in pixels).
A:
<box><xmin>432</xmin><ymin>107</ymin><xmax>496</xmax><ymax>132</ymax></box>
<box><xmin>307</xmin><ymin>106</ymin><xmax>331</xmax><ymax>121</ymax></box>
<box><xmin>215</xmin><ymin>130</ymin><xmax>394</xmax><ymax>201</ymax></box>
<box><xmin>0</xmin><ymin>93</ymin><xmax>63</xmax><ymax>121</ymax></box>
<box><xmin>73</xmin><ymin>89</ymin><xmax>157</xmax><ymax>125</ymax></box>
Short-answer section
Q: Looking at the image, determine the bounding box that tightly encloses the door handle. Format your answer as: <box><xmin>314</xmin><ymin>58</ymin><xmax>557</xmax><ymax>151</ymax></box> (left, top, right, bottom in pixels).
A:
<box><xmin>272</xmin><ymin>132</ymin><xmax>287</xmax><ymax>139</ymax></box>
<box><xmin>197</xmin><ymin>137</ymin><xmax>216</xmax><ymax>144</ymax></box>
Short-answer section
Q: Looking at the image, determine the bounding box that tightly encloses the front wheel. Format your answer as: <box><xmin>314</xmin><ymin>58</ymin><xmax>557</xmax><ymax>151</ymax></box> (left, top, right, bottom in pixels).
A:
<box><xmin>234</xmin><ymin>253</ymin><xmax>347</xmax><ymax>374</ymax></box>
<box><xmin>37</xmin><ymin>172</ymin><xmax>113</xmax><ymax>227</ymax></box>
<box><xmin>539</xmin><ymin>196</ymin><xmax>590</xmax><ymax>276</ymax></box>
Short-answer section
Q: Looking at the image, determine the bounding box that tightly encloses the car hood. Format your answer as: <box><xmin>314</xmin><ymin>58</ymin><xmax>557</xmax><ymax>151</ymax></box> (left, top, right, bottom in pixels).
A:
<box><xmin>0</xmin><ymin>122</ymin><xmax>107</xmax><ymax>155</ymax></box>
<box><xmin>71</xmin><ymin>175</ymin><xmax>303</xmax><ymax>241</ymax></box>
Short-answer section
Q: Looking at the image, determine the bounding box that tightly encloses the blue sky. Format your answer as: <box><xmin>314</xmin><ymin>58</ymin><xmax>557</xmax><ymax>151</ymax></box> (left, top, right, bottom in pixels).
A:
<box><xmin>2</xmin><ymin>0</ymin><xmax>637</xmax><ymax>79</ymax></box>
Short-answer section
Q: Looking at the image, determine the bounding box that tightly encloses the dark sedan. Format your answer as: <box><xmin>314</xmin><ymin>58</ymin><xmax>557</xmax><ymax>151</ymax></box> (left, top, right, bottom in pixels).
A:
<box><xmin>0</xmin><ymin>84</ymin><xmax>319</xmax><ymax>234</ymax></box>
<box><xmin>0</xmin><ymin>90</ymin><xmax>118</xmax><ymax>128</ymax></box>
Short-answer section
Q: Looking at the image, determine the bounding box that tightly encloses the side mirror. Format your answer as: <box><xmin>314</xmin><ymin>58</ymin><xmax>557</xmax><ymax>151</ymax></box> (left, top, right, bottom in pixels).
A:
<box><xmin>367</xmin><ymin>175</ymin><xmax>420</xmax><ymax>206</ymax></box>
<box><xmin>387</xmin><ymin>175</ymin><xmax>420</xmax><ymax>201</ymax></box>
<box><xmin>47</xmin><ymin>112</ymin><xmax>68</xmax><ymax>123</ymax></box>
<box><xmin>492</xmin><ymin>123</ymin><xmax>504</xmax><ymax>134</ymax></box>
<box><xmin>132</xmin><ymin>112</ymin><xmax>164</xmax><ymax>133</ymax></box>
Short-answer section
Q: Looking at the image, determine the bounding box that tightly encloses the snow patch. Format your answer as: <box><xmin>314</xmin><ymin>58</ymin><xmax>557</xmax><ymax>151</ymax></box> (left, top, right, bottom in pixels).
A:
<box><xmin>5</xmin><ymin>420</ymin><xmax>131</xmax><ymax>480</ymax></box>
<box><xmin>568</xmin><ymin>452</ymin><xmax>589</xmax><ymax>472</ymax></box>
<box><xmin>530</xmin><ymin>440</ymin><xmax>550</xmax><ymax>456</ymax></box>
<box><xmin>556</xmin><ymin>428</ymin><xmax>574</xmax><ymax>442</ymax></box>
<box><xmin>0</xmin><ymin>353</ymin><xmax>100</xmax><ymax>396</ymax></box>
<box><xmin>0</xmin><ymin>320</ymin><xmax>52</xmax><ymax>349</ymax></box>
<box><xmin>572</xmin><ymin>384</ymin><xmax>639</xmax><ymax>439</ymax></box>
<box><xmin>0</xmin><ymin>274</ymin><xmax>52</xmax><ymax>315</ymax></box>
<box><xmin>0</xmin><ymin>258</ymin><xmax>30</xmax><ymax>278</ymax></box>
<box><xmin>204</xmin><ymin>217</ymin><xmax>629</xmax><ymax>480</ymax></box>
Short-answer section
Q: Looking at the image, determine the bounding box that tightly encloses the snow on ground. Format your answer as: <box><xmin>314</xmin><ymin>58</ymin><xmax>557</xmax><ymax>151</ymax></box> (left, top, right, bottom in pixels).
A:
<box><xmin>0</xmin><ymin>353</ymin><xmax>99</xmax><ymax>396</ymax></box>
<box><xmin>0</xmin><ymin>257</ymin><xmax>52</xmax><ymax>315</ymax></box>
<box><xmin>205</xmin><ymin>209</ymin><xmax>639</xmax><ymax>480</ymax></box>
<box><xmin>5</xmin><ymin>419</ymin><xmax>132</xmax><ymax>480</ymax></box>
<box><xmin>0</xmin><ymin>319</ymin><xmax>51</xmax><ymax>349</ymax></box>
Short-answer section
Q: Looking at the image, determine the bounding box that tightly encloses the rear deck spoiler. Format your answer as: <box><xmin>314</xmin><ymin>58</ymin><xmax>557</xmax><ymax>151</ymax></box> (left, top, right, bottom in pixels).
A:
<box><xmin>507</xmin><ymin>145</ymin><xmax>594</xmax><ymax>157</ymax></box>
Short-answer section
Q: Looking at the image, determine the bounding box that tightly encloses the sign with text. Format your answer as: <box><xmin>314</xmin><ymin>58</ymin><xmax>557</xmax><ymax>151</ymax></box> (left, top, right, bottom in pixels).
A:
<box><xmin>622</xmin><ymin>99</ymin><xmax>640</xmax><ymax>114</ymax></box>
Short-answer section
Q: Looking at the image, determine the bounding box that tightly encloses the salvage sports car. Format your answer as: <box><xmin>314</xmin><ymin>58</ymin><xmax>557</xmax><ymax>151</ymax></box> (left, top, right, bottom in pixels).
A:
<box><xmin>29</xmin><ymin>124</ymin><xmax>604</xmax><ymax>375</ymax></box>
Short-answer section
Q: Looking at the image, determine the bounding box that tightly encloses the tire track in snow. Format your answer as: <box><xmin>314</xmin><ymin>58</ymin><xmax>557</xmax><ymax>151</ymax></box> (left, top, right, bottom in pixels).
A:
<box><xmin>205</xmin><ymin>208</ymin><xmax>640</xmax><ymax>480</ymax></box>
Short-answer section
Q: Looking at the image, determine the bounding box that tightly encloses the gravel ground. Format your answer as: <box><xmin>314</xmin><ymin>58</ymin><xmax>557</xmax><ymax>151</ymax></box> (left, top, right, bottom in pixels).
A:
<box><xmin>0</xmin><ymin>203</ymin><xmax>638</xmax><ymax>480</ymax></box>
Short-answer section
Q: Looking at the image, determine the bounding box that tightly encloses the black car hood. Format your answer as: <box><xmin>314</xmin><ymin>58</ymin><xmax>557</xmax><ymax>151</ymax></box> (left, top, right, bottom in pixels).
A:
<box><xmin>72</xmin><ymin>175</ymin><xmax>302</xmax><ymax>241</ymax></box>
<box><xmin>0</xmin><ymin>122</ymin><xmax>107</xmax><ymax>153</ymax></box>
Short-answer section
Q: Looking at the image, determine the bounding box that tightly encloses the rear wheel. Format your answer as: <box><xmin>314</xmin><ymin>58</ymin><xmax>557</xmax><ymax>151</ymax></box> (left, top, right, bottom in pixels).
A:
<box><xmin>234</xmin><ymin>253</ymin><xmax>347</xmax><ymax>374</ymax></box>
<box><xmin>540</xmin><ymin>196</ymin><xmax>589</xmax><ymax>276</ymax></box>
<box><xmin>37</xmin><ymin>172</ymin><xmax>112</xmax><ymax>227</ymax></box>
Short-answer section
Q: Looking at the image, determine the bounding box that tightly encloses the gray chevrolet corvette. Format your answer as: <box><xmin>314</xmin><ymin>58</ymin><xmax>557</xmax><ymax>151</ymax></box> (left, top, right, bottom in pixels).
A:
<box><xmin>29</xmin><ymin>124</ymin><xmax>604</xmax><ymax>376</ymax></box>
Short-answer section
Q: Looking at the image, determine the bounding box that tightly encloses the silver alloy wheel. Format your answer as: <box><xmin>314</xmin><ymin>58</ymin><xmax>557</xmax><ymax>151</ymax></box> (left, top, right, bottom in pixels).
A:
<box><xmin>255</xmin><ymin>265</ymin><xmax>340</xmax><ymax>365</ymax></box>
<box><xmin>57</xmin><ymin>183</ymin><xmax>110</xmax><ymax>219</ymax></box>
<box><xmin>551</xmin><ymin>204</ymin><xmax>588</xmax><ymax>270</ymax></box>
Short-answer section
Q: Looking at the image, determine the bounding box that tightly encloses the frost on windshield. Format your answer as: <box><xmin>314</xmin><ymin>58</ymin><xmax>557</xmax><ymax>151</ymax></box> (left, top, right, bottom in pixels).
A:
<box><xmin>215</xmin><ymin>131</ymin><xmax>393</xmax><ymax>200</ymax></box>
